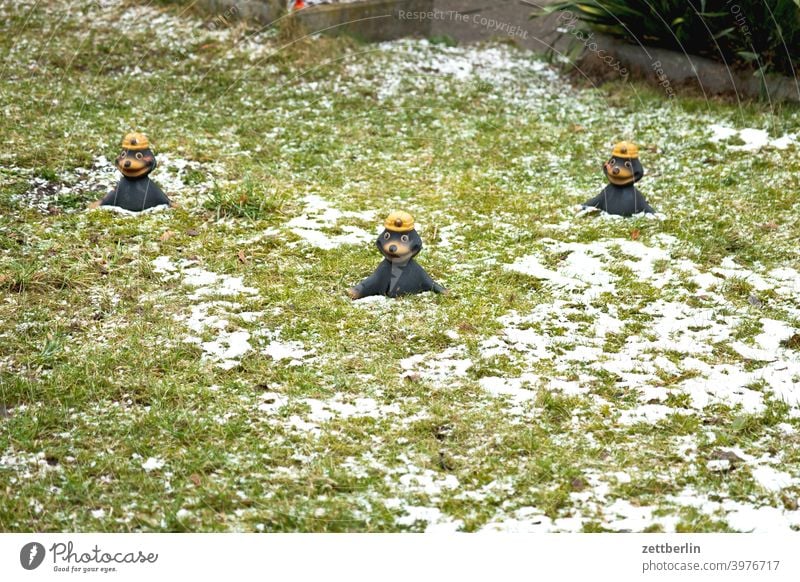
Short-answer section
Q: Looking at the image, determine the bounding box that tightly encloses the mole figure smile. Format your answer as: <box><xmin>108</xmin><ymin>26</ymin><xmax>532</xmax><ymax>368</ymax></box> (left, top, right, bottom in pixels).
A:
<box><xmin>582</xmin><ymin>141</ymin><xmax>655</xmax><ymax>216</ymax></box>
<box><xmin>91</xmin><ymin>133</ymin><xmax>171</xmax><ymax>212</ymax></box>
<box><xmin>347</xmin><ymin>211</ymin><xmax>446</xmax><ymax>300</ymax></box>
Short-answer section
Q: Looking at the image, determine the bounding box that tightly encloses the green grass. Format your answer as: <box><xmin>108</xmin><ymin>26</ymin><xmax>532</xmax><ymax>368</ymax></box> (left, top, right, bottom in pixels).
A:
<box><xmin>1</xmin><ymin>0</ymin><xmax>800</xmax><ymax>533</ymax></box>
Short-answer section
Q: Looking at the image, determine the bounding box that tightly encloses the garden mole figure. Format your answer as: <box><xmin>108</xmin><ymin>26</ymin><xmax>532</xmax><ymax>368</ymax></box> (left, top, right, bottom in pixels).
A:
<box><xmin>347</xmin><ymin>211</ymin><xmax>447</xmax><ymax>299</ymax></box>
<box><xmin>90</xmin><ymin>132</ymin><xmax>171</xmax><ymax>211</ymax></box>
<box><xmin>582</xmin><ymin>141</ymin><xmax>655</xmax><ymax>216</ymax></box>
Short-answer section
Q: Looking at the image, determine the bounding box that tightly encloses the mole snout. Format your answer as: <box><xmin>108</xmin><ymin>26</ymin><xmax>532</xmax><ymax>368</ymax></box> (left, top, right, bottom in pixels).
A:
<box><xmin>389</xmin><ymin>244</ymin><xmax>397</xmax><ymax>253</ymax></box>
<box><xmin>612</xmin><ymin>167</ymin><xmax>620</xmax><ymax>175</ymax></box>
<box><xmin>124</xmin><ymin>160</ymin><xmax>131</xmax><ymax>168</ymax></box>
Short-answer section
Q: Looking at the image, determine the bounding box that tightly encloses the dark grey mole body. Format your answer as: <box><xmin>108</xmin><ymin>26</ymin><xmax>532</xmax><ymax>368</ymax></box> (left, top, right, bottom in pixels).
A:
<box><xmin>100</xmin><ymin>176</ymin><xmax>170</xmax><ymax>212</ymax></box>
<box><xmin>351</xmin><ymin>259</ymin><xmax>445</xmax><ymax>298</ymax></box>
<box><xmin>582</xmin><ymin>184</ymin><xmax>655</xmax><ymax>216</ymax></box>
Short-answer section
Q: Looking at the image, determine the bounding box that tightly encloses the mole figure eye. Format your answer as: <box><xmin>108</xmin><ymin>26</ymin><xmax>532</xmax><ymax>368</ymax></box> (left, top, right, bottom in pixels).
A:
<box><xmin>609</xmin><ymin>158</ymin><xmax>615</xmax><ymax>165</ymax></box>
<box><xmin>383</xmin><ymin>232</ymin><xmax>390</xmax><ymax>240</ymax></box>
<box><xmin>135</xmin><ymin>152</ymin><xmax>143</xmax><ymax>160</ymax></box>
<box><xmin>400</xmin><ymin>235</ymin><xmax>409</xmax><ymax>242</ymax></box>
<box><xmin>119</xmin><ymin>151</ymin><xmax>126</xmax><ymax>159</ymax></box>
<box><xmin>625</xmin><ymin>161</ymin><xmax>632</xmax><ymax>168</ymax></box>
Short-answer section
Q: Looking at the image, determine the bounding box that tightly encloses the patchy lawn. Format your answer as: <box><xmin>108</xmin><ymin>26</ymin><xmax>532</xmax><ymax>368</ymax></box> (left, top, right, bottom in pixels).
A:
<box><xmin>1</xmin><ymin>0</ymin><xmax>799</xmax><ymax>533</ymax></box>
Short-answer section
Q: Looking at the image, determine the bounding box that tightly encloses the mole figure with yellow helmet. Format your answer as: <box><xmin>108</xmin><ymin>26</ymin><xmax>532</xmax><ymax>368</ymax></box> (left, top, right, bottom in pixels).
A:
<box><xmin>90</xmin><ymin>132</ymin><xmax>171</xmax><ymax>212</ymax></box>
<box><xmin>582</xmin><ymin>141</ymin><xmax>655</xmax><ymax>216</ymax></box>
<box><xmin>347</xmin><ymin>211</ymin><xmax>447</xmax><ymax>300</ymax></box>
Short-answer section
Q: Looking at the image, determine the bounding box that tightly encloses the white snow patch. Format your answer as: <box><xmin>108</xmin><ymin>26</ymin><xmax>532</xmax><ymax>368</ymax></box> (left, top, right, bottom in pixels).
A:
<box><xmin>201</xmin><ymin>331</ymin><xmax>253</xmax><ymax>370</ymax></box>
<box><xmin>350</xmin><ymin>295</ymin><xmax>390</xmax><ymax>308</ymax></box>
<box><xmin>400</xmin><ymin>346</ymin><xmax>473</xmax><ymax>386</ymax></box>
<box><xmin>93</xmin><ymin>204</ymin><xmax>171</xmax><ymax>216</ymax></box>
<box><xmin>263</xmin><ymin>340</ymin><xmax>313</xmax><ymax>364</ymax></box>
<box><xmin>390</xmin><ymin>503</ymin><xmax>463</xmax><ymax>532</ymax></box>
<box><xmin>152</xmin><ymin>256</ymin><xmax>308</xmax><ymax>370</ymax></box>
<box><xmin>258</xmin><ymin>393</ymin><xmax>402</xmax><ymax>434</ymax></box>
<box><xmin>257</xmin><ymin>393</ymin><xmax>289</xmax><ymax>413</ymax></box>
<box><xmin>479</xmin><ymin>375</ymin><xmax>539</xmax><ymax>403</ymax></box>
<box><xmin>707</xmin><ymin>459</ymin><xmax>731</xmax><ymax>472</ymax></box>
<box><xmin>723</xmin><ymin>501</ymin><xmax>800</xmax><ymax>532</ymax></box>
<box><xmin>619</xmin><ymin>404</ymin><xmax>683</xmax><ymax>425</ymax></box>
<box><xmin>751</xmin><ymin>466</ymin><xmax>795</xmax><ymax>492</ymax></box>
<box><xmin>480</xmin><ymin>509</ymin><xmax>554</xmax><ymax>533</ymax></box>
<box><xmin>505</xmin><ymin>241</ymin><xmax>615</xmax><ymax>299</ymax></box>
<box><xmin>492</xmin><ymin>238</ymin><xmax>800</xmax><ymax>421</ymax></box>
<box><xmin>287</xmin><ymin>195</ymin><xmax>374</xmax><ymax>250</ymax></box>
<box><xmin>141</xmin><ymin>457</ymin><xmax>165</xmax><ymax>472</ymax></box>
<box><xmin>709</xmin><ymin>124</ymin><xmax>797</xmax><ymax>151</ymax></box>
<box><xmin>398</xmin><ymin>471</ymin><xmax>460</xmax><ymax>496</ymax></box>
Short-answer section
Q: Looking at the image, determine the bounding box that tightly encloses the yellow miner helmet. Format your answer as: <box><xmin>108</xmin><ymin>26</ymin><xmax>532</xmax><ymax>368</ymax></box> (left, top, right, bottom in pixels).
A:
<box><xmin>611</xmin><ymin>141</ymin><xmax>639</xmax><ymax>159</ymax></box>
<box><xmin>121</xmin><ymin>132</ymin><xmax>150</xmax><ymax>151</ymax></box>
<box><xmin>384</xmin><ymin>211</ymin><xmax>415</xmax><ymax>233</ymax></box>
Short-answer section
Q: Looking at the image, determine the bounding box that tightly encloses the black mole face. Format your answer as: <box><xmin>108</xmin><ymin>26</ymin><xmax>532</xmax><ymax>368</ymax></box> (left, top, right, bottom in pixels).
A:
<box><xmin>376</xmin><ymin>228</ymin><xmax>422</xmax><ymax>263</ymax></box>
<box><xmin>116</xmin><ymin>148</ymin><xmax>157</xmax><ymax>179</ymax></box>
<box><xmin>603</xmin><ymin>156</ymin><xmax>644</xmax><ymax>186</ymax></box>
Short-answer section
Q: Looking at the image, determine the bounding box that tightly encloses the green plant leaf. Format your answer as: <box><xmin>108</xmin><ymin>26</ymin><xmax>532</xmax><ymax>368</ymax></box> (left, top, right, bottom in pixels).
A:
<box><xmin>712</xmin><ymin>27</ymin><xmax>736</xmax><ymax>40</ymax></box>
<box><xmin>576</xmin><ymin>4</ymin><xmax>608</xmax><ymax>17</ymax></box>
<box><xmin>737</xmin><ymin>51</ymin><xmax>760</xmax><ymax>62</ymax></box>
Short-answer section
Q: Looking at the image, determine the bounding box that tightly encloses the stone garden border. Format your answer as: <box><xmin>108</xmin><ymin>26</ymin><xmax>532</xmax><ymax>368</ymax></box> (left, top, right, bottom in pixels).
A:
<box><xmin>557</xmin><ymin>24</ymin><xmax>800</xmax><ymax>103</ymax></box>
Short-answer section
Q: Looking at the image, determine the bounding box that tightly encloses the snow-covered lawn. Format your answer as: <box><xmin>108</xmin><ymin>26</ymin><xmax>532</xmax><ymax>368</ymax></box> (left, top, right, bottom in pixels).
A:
<box><xmin>0</xmin><ymin>0</ymin><xmax>799</xmax><ymax>532</ymax></box>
